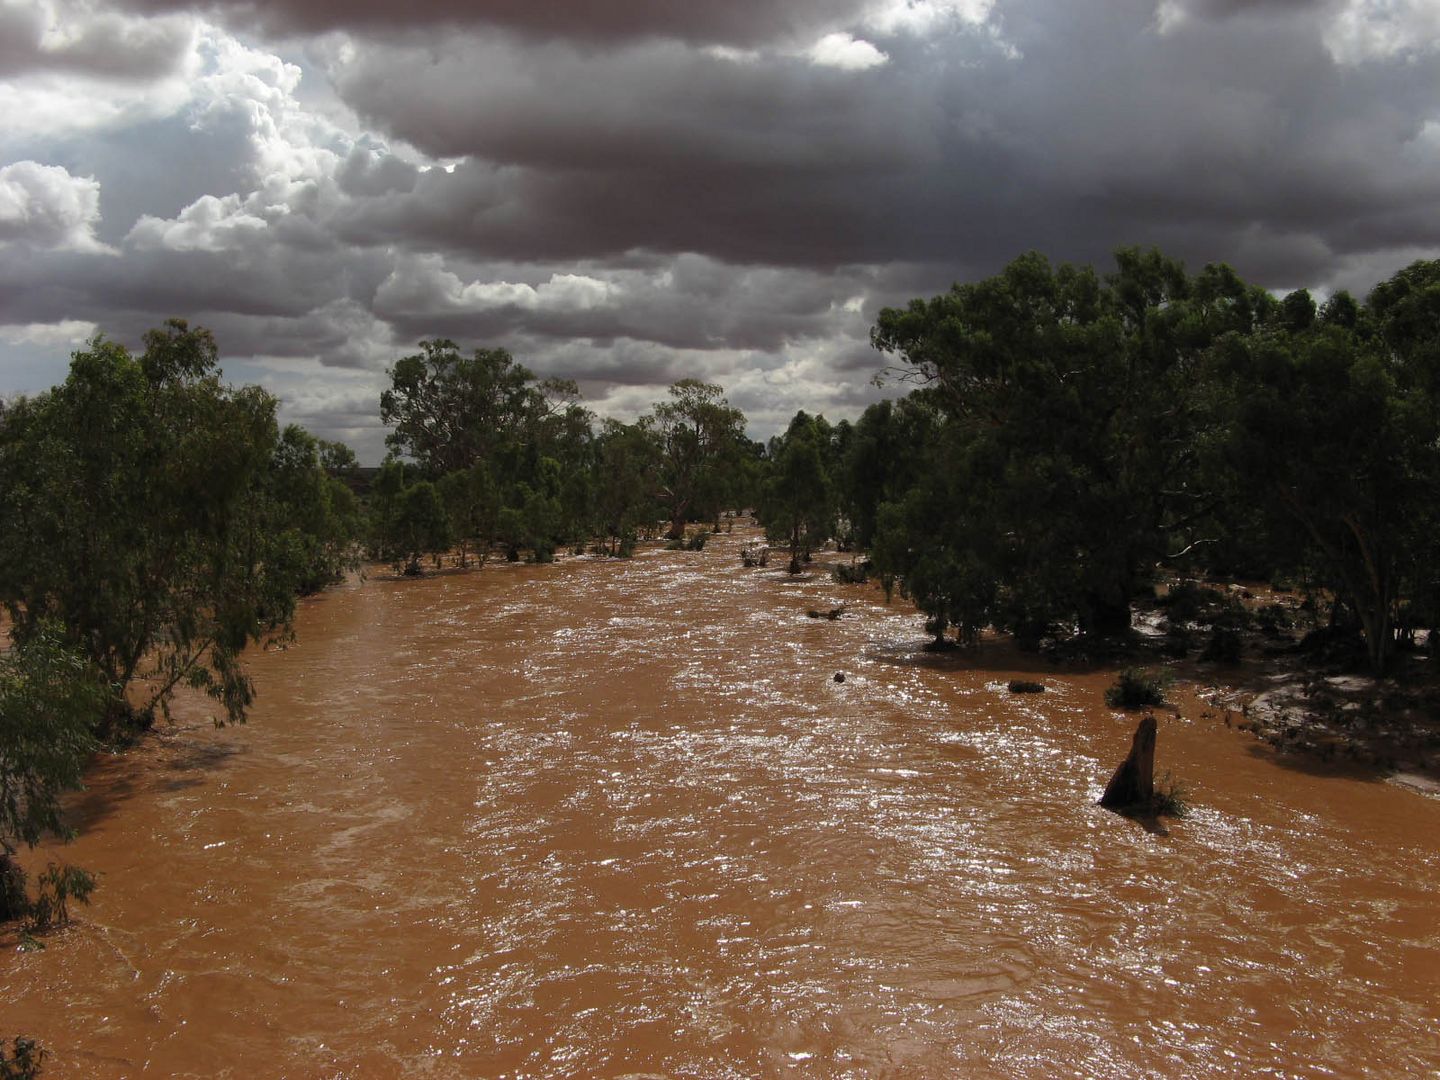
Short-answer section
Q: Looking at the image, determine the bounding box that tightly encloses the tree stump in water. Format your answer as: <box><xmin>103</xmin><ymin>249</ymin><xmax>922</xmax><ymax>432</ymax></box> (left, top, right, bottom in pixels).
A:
<box><xmin>1100</xmin><ymin>714</ymin><xmax>1157</xmax><ymax>810</ymax></box>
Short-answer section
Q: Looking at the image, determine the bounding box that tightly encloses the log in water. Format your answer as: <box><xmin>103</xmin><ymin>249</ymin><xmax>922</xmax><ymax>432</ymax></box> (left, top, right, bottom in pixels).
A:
<box><xmin>5</xmin><ymin>529</ymin><xmax>1439</xmax><ymax>1077</ymax></box>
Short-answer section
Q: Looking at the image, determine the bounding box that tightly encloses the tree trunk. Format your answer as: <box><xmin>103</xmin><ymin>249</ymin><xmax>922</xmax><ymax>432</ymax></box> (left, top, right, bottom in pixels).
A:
<box><xmin>1100</xmin><ymin>714</ymin><xmax>1157</xmax><ymax>810</ymax></box>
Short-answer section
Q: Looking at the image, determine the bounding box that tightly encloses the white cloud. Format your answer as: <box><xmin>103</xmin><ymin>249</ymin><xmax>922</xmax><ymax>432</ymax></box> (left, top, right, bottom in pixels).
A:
<box><xmin>0</xmin><ymin>2</ymin><xmax>201</xmax><ymax>142</ymax></box>
<box><xmin>0</xmin><ymin>161</ymin><xmax>111</xmax><ymax>252</ymax></box>
<box><xmin>375</xmin><ymin>255</ymin><xmax>618</xmax><ymax>316</ymax></box>
<box><xmin>0</xmin><ymin>318</ymin><xmax>98</xmax><ymax>346</ymax></box>
<box><xmin>808</xmin><ymin>31</ymin><xmax>889</xmax><ymax>70</ymax></box>
<box><xmin>1324</xmin><ymin>0</ymin><xmax>1440</xmax><ymax>64</ymax></box>
<box><xmin>862</xmin><ymin>0</ymin><xmax>996</xmax><ymax>35</ymax></box>
<box><xmin>127</xmin><ymin>192</ymin><xmax>270</xmax><ymax>251</ymax></box>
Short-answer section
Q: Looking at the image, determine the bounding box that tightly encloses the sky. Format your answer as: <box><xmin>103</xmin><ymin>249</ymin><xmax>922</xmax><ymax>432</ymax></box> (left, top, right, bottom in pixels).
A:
<box><xmin>1</xmin><ymin>0</ymin><xmax>1438</xmax><ymax>460</ymax></box>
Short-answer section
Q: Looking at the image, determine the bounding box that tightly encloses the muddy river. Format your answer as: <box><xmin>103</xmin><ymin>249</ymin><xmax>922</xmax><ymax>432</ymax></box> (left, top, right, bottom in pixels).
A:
<box><xmin>4</xmin><ymin>529</ymin><xmax>1439</xmax><ymax>1077</ymax></box>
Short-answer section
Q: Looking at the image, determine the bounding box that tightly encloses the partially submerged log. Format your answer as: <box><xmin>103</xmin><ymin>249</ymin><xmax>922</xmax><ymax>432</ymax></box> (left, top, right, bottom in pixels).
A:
<box><xmin>1100</xmin><ymin>714</ymin><xmax>1157</xmax><ymax>810</ymax></box>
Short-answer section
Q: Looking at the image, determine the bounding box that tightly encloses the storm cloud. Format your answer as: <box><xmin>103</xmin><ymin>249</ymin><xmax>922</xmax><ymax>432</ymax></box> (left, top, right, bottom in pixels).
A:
<box><xmin>1</xmin><ymin>0</ymin><xmax>1437</xmax><ymax>459</ymax></box>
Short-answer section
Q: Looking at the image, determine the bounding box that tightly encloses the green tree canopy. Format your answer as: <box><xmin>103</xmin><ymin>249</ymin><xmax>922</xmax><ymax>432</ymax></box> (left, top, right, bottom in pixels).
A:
<box><xmin>642</xmin><ymin>379</ymin><xmax>748</xmax><ymax>540</ymax></box>
<box><xmin>0</xmin><ymin>321</ymin><xmax>316</xmax><ymax>731</ymax></box>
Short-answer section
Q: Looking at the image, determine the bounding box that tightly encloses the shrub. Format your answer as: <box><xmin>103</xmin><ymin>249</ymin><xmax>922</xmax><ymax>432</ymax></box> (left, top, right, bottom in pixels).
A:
<box><xmin>1158</xmin><ymin>582</ymin><xmax>1226</xmax><ymax>624</ymax></box>
<box><xmin>1160</xmin><ymin>625</ymin><xmax>1193</xmax><ymax>659</ymax></box>
<box><xmin>0</xmin><ymin>1037</ymin><xmax>43</xmax><ymax>1080</ymax></box>
<box><xmin>831</xmin><ymin>561</ymin><xmax>871</xmax><ymax>585</ymax></box>
<box><xmin>1153</xmin><ymin>772</ymin><xmax>1190</xmax><ymax>818</ymax></box>
<box><xmin>1200</xmin><ymin>625</ymin><xmax>1244</xmax><ymax>664</ymax></box>
<box><xmin>1105</xmin><ymin>667</ymin><xmax>1171</xmax><ymax>709</ymax></box>
<box><xmin>25</xmin><ymin>864</ymin><xmax>96</xmax><ymax>931</ymax></box>
<box><xmin>1255</xmin><ymin>603</ymin><xmax>1294</xmax><ymax>636</ymax></box>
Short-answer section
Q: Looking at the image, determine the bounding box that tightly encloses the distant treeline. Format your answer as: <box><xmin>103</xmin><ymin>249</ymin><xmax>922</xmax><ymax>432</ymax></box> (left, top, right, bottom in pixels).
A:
<box><xmin>2</xmin><ymin>247</ymin><xmax>1438</xmax><ymax>922</ymax></box>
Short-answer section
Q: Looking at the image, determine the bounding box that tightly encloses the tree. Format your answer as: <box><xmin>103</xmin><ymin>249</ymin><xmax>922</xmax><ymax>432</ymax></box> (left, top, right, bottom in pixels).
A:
<box><xmin>642</xmin><ymin>380</ymin><xmax>747</xmax><ymax>540</ymax></box>
<box><xmin>591</xmin><ymin>420</ymin><xmax>659</xmax><ymax>554</ymax></box>
<box><xmin>438</xmin><ymin>463</ymin><xmax>501</xmax><ymax>568</ymax></box>
<box><xmin>0</xmin><ymin>626</ymin><xmax>106</xmax><ymax>921</ymax></box>
<box><xmin>0</xmin><ymin>321</ymin><xmax>305</xmax><ymax>733</ymax></box>
<box><xmin>1210</xmin><ymin>262</ymin><xmax>1440</xmax><ymax>673</ymax></box>
<box><xmin>268</xmin><ymin>426</ymin><xmax>362</xmax><ymax>595</ymax></box>
<box><xmin>389</xmin><ymin>480</ymin><xmax>453</xmax><ymax>575</ymax></box>
<box><xmin>379</xmin><ymin>340</ymin><xmax>573</xmax><ymax>478</ymax></box>
<box><xmin>870</xmin><ymin>249</ymin><xmax>1268</xmax><ymax>640</ymax></box>
<box><xmin>758</xmin><ymin>411</ymin><xmax>835</xmax><ymax>573</ymax></box>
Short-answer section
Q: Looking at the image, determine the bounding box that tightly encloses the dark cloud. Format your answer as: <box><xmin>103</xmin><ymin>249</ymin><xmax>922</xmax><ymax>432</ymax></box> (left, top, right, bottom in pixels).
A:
<box><xmin>0</xmin><ymin>3</ymin><xmax>195</xmax><ymax>80</ymax></box>
<box><xmin>3</xmin><ymin>0</ymin><xmax>1440</xmax><ymax>455</ymax></box>
<box><xmin>114</xmin><ymin>0</ymin><xmax>873</xmax><ymax>45</ymax></box>
<box><xmin>1175</xmin><ymin>0</ymin><xmax>1334</xmax><ymax>18</ymax></box>
<box><xmin>311</xmin><ymin>0</ymin><xmax>1440</xmax><ymax>286</ymax></box>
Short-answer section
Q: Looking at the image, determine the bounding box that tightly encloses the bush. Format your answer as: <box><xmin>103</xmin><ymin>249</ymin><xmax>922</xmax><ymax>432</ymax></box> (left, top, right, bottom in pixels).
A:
<box><xmin>831</xmin><ymin>561</ymin><xmax>871</xmax><ymax>585</ymax></box>
<box><xmin>1160</xmin><ymin>625</ymin><xmax>1193</xmax><ymax>659</ymax></box>
<box><xmin>1105</xmin><ymin>667</ymin><xmax>1171</xmax><ymax>709</ymax></box>
<box><xmin>1200</xmin><ymin>625</ymin><xmax>1244</xmax><ymax>664</ymax></box>
<box><xmin>1158</xmin><ymin>582</ymin><xmax>1226</xmax><ymax>624</ymax></box>
<box><xmin>0</xmin><ymin>1037</ymin><xmax>43</xmax><ymax>1080</ymax></box>
<box><xmin>25</xmin><ymin>864</ymin><xmax>96</xmax><ymax>931</ymax></box>
<box><xmin>1255</xmin><ymin>603</ymin><xmax>1294</xmax><ymax>636</ymax></box>
<box><xmin>1153</xmin><ymin>772</ymin><xmax>1190</xmax><ymax>818</ymax></box>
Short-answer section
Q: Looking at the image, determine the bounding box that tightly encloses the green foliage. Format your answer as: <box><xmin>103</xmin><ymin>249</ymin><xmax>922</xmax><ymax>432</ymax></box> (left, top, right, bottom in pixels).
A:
<box><xmin>0</xmin><ymin>631</ymin><xmax>101</xmax><ymax>932</ymax></box>
<box><xmin>1200</xmin><ymin>625</ymin><xmax>1244</xmax><ymax>664</ymax></box>
<box><xmin>853</xmin><ymin>248</ymin><xmax>1440</xmax><ymax>668</ymax></box>
<box><xmin>268</xmin><ymin>425</ymin><xmax>363</xmax><ymax>594</ymax></box>
<box><xmin>1153</xmin><ymin>772</ymin><xmax>1191</xmax><ymax>818</ymax></box>
<box><xmin>0</xmin><ymin>1036</ymin><xmax>43</xmax><ymax>1080</ymax></box>
<box><xmin>0</xmin><ymin>626</ymin><xmax>105</xmax><ymax>862</ymax></box>
<box><xmin>1205</xmin><ymin>259</ymin><xmax>1440</xmax><ymax>673</ymax></box>
<box><xmin>1255</xmin><ymin>603</ymin><xmax>1295</xmax><ymax>636</ymax></box>
<box><xmin>643</xmin><ymin>380</ymin><xmax>747</xmax><ymax>540</ymax></box>
<box><xmin>592</xmin><ymin>420</ymin><xmax>661</xmax><ymax>555</ymax></box>
<box><xmin>0</xmin><ymin>857</ymin><xmax>26</xmax><ymax>924</ymax></box>
<box><xmin>1105</xmin><ymin>668</ymin><xmax>1172</xmax><ymax>709</ymax></box>
<box><xmin>380</xmin><ymin>340</ymin><xmax>550</xmax><ymax>476</ymax></box>
<box><xmin>0</xmin><ymin>321</ymin><xmax>323</xmax><ymax>731</ymax></box>
<box><xmin>757</xmin><ymin>411</ymin><xmax>836</xmax><ymax>574</ymax></box>
<box><xmin>24</xmin><ymin>864</ymin><xmax>96</xmax><ymax>931</ymax></box>
<box><xmin>437</xmin><ymin>463</ymin><xmax>500</xmax><ymax>568</ymax></box>
<box><xmin>393</xmin><ymin>481</ymin><xmax>452</xmax><ymax>575</ymax></box>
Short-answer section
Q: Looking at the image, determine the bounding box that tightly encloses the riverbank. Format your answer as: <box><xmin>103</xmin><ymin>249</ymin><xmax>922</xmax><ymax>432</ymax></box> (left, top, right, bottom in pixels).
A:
<box><xmin>1121</xmin><ymin>580</ymin><xmax>1440</xmax><ymax>796</ymax></box>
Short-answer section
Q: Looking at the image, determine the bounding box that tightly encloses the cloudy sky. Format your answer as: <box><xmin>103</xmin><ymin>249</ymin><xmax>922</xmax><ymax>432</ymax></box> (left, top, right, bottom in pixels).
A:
<box><xmin>2</xmin><ymin>0</ymin><xmax>1437</xmax><ymax>459</ymax></box>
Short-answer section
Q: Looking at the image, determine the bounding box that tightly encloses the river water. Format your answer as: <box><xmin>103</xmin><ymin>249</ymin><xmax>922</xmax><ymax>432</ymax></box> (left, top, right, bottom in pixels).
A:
<box><xmin>5</xmin><ymin>529</ymin><xmax>1439</xmax><ymax>1078</ymax></box>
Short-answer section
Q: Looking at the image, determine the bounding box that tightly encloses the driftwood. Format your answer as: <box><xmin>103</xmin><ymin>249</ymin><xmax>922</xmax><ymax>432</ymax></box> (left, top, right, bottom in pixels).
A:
<box><xmin>1100</xmin><ymin>714</ymin><xmax>1157</xmax><ymax>810</ymax></box>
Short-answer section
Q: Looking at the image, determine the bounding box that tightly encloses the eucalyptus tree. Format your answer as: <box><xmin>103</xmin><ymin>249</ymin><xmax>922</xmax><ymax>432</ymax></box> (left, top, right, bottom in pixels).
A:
<box><xmin>870</xmin><ymin>248</ymin><xmax>1273</xmax><ymax>641</ymax></box>
<box><xmin>0</xmin><ymin>321</ymin><xmax>308</xmax><ymax>733</ymax></box>
<box><xmin>642</xmin><ymin>379</ymin><xmax>748</xmax><ymax>540</ymax></box>
<box><xmin>0</xmin><ymin>626</ymin><xmax>106</xmax><ymax>920</ymax></box>
<box><xmin>1209</xmin><ymin>265</ymin><xmax>1440</xmax><ymax>673</ymax></box>
<box><xmin>758</xmin><ymin>411</ymin><xmax>836</xmax><ymax>573</ymax></box>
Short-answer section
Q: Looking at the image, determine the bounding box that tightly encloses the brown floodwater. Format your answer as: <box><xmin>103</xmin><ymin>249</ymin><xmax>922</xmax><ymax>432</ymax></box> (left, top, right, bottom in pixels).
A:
<box><xmin>5</xmin><ymin>528</ymin><xmax>1440</xmax><ymax>1078</ymax></box>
